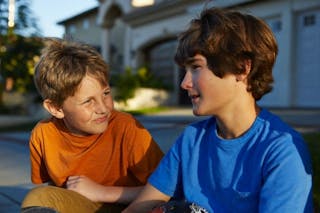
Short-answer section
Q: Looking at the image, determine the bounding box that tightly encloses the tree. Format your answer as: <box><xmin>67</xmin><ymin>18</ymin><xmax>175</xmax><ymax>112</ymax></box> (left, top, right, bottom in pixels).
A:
<box><xmin>0</xmin><ymin>0</ymin><xmax>41</xmax><ymax>36</ymax></box>
<box><xmin>0</xmin><ymin>0</ymin><xmax>43</xmax><ymax>109</ymax></box>
<box><xmin>0</xmin><ymin>34</ymin><xmax>43</xmax><ymax>91</ymax></box>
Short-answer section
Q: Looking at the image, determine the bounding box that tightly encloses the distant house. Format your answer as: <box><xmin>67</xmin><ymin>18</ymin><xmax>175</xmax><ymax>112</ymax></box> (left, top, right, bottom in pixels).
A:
<box><xmin>57</xmin><ymin>6</ymin><xmax>101</xmax><ymax>52</ymax></box>
<box><xmin>58</xmin><ymin>0</ymin><xmax>320</xmax><ymax>108</ymax></box>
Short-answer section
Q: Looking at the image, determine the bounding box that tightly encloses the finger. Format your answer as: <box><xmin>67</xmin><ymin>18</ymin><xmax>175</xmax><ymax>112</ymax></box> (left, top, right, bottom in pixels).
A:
<box><xmin>66</xmin><ymin>180</ymin><xmax>78</xmax><ymax>189</ymax></box>
<box><xmin>67</xmin><ymin>175</ymin><xmax>80</xmax><ymax>181</ymax></box>
<box><xmin>66</xmin><ymin>178</ymin><xmax>79</xmax><ymax>188</ymax></box>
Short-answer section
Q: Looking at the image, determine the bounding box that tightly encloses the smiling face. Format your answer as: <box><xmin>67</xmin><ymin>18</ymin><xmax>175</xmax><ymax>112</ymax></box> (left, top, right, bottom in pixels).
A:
<box><xmin>54</xmin><ymin>74</ymin><xmax>114</xmax><ymax>136</ymax></box>
<box><xmin>181</xmin><ymin>54</ymin><xmax>239</xmax><ymax>117</ymax></box>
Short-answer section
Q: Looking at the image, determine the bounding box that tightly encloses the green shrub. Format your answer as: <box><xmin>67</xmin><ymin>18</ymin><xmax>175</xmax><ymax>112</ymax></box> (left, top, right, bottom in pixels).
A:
<box><xmin>304</xmin><ymin>132</ymin><xmax>320</xmax><ymax>210</ymax></box>
<box><xmin>111</xmin><ymin>68</ymin><xmax>140</xmax><ymax>102</ymax></box>
<box><xmin>110</xmin><ymin>67</ymin><xmax>169</xmax><ymax>103</ymax></box>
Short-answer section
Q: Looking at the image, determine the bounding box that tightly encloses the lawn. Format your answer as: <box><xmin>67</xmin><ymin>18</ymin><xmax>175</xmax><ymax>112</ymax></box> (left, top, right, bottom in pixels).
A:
<box><xmin>304</xmin><ymin>132</ymin><xmax>320</xmax><ymax>210</ymax></box>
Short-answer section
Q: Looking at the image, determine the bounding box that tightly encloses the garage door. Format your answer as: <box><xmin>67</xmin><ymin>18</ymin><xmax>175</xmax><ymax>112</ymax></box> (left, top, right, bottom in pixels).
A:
<box><xmin>148</xmin><ymin>39</ymin><xmax>177</xmax><ymax>89</ymax></box>
<box><xmin>258</xmin><ymin>16</ymin><xmax>287</xmax><ymax>107</ymax></box>
<box><xmin>294</xmin><ymin>9</ymin><xmax>320</xmax><ymax>107</ymax></box>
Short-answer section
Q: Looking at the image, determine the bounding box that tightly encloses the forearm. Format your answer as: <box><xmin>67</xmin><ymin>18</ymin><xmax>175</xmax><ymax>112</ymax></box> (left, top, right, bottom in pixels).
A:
<box><xmin>123</xmin><ymin>183</ymin><xmax>170</xmax><ymax>213</ymax></box>
<box><xmin>123</xmin><ymin>200</ymin><xmax>165</xmax><ymax>213</ymax></box>
<box><xmin>97</xmin><ymin>185</ymin><xmax>144</xmax><ymax>204</ymax></box>
<box><xmin>66</xmin><ymin>175</ymin><xmax>143</xmax><ymax>204</ymax></box>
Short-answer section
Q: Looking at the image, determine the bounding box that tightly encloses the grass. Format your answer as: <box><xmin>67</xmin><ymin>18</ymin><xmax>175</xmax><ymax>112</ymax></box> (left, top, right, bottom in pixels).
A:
<box><xmin>304</xmin><ymin>132</ymin><xmax>320</xmax><ymax>210</ymax></box>
<box><xmin>123</xmin><ymin>106</ymin><xmax>170</xmax><ymax>115</ymax></box>
<box><xmin>0</xmin><ymin>115</ymin><xmax>319</xmax><ymax>209</ymax></box>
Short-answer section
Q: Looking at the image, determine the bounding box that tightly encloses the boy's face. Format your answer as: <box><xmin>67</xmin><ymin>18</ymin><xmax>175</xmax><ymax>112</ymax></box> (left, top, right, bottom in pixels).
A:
<box><xmin>59</xmin><ymin>74</ymin><xmax>114</xmax><ymax>136</ymax></box>
<box><xmin>181</xmin><ymin>54</ymin><xmax>241</xmax><ymax>116</ymax></box>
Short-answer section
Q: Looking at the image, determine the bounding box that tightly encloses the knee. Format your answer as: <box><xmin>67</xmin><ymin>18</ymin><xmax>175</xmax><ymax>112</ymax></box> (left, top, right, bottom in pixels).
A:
<box><xmin>21</xmin><ymin>186</ymin><xmax>62</xmax><ymax>208</ymax></box>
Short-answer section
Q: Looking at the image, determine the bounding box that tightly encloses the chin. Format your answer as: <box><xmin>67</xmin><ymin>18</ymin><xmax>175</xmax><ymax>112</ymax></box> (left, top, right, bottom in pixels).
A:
<box><xmin>192</xmin><ymin>107</ymin><xmax>202</xmax><ymax>116</ymax></box>
<box><xmin>192</xmin><ymin>106</ymin><xmax>211</xmax><ymax>117</ymax></box>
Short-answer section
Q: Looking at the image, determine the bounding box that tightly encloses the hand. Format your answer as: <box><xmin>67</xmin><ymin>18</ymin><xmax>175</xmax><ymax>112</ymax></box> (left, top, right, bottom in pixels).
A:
<box><xmin>66</xmin><ymin>175</ymin><xmax>105</xmax><ymax>202</ymax></box>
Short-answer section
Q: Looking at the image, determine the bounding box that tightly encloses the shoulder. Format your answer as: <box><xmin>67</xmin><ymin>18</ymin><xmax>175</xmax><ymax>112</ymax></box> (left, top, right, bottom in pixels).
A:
<box><xmin>31</xmin><ymin>117</ymin><xmax>60</xmax><ymax>134</ymax></box>
<box><xmin>173</xmin><ymin>117</ymin><xmax>215</xmax><ymax>151</ymax></box>
<box><xmin>256</xmin><ymin>109</ymin><xmax>303</xmax><ymax>142</ymax></box>
<box><xmin>29</xmin><ymin>117</ymin><xmax>62</xmax><ymax>147</ymax></box>
<box><xmin>108</xmin><ymin>110</ymin><xmax>147</xmax><ymax>131</ymax></box>
<box><xmin>107</xmin><ymin>110</ymin><xmax>150</xmax><ymax>138</ymax></box>
<box><xmin>109</xmin><ymin>110</ymin><xmax>138</xmax><ymax>125</ymax></box>
<box><xmin>257</xmin><ymin>109</ymin><xmax>311</xmax><ymax>169</ymax></box>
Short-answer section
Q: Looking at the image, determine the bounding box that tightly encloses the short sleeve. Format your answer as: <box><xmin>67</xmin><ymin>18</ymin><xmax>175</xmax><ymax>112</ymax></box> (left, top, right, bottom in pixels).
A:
<box><xmin>124</xmin><ymin>116</ymin><xmax>164</xmax><ymax>184</ymax></box>
<box><xmin>148</xmin><ymin>135</ymin><xmax>182</xmax><ymax>197</ymax></box>
<box><xmin>29</xmin><ymin>125</ymin><xmax>50</xmax><ymax>184</ymax></box>
<box><xmin>259</xmin><ymin>133</ymin><xmax>313</xmax><ymax>212</ymax></box>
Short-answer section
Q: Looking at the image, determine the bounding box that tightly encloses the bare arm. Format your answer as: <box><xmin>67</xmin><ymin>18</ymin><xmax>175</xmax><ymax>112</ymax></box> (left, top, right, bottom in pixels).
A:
<box><xmin>66</xmin><ymin>175</ymin><xmax>143</xmax><ymax>204</ymax></box>
<box><xmin>122</xmin><ymin>183</ymin><xmax>171</xmax><ymax>213</ymax></box>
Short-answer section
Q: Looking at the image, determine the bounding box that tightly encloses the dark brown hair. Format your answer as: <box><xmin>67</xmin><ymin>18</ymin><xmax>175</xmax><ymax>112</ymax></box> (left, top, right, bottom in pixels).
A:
<box><xmin>34</xmin><ymin>38</ymin><xmax>109</xmax><ymax>106</ymax></box>
<box><xmin>175</xmin><ymin>7</ymin><xmax>278</xmax><ymax>100</ymax></box>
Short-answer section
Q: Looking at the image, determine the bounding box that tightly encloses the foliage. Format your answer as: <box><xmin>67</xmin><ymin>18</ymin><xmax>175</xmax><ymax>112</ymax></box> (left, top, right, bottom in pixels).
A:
<box><xmin>124</xmin><ymin>106</ymin><xmax>169</xmax><ymax>116</ymax></box>
<box><xmin>111</xmin><ymin>68</ymin><xmax>139</xmax><ymax>102</ymax></box>
<box><xmin>0</xmin><ymin>34</ymin><xmax>43</xmax><ymax>94</ymax></box>
<box><xmin>0</xmin><ymin>0</ymin><xmax>43</xmax><ymax>106</ymax></box>
<box><xmin>304</xmin><ymin>132</ymin><xmax>320</xmax><ymax>210</ymax></box>
<box><xmin>0</xmin><ymin>0</ymin><xmax>41</xmax><ymax>36</ymax></box>
<box><xmin>135</xmin><ymin>67</ymin><xmax>169</xmax><ymax>89</ymax></box>
<box><xmin>110</xmin><ymin>67</ymin><xmax>169</xmax><ymax>103</ymax></box>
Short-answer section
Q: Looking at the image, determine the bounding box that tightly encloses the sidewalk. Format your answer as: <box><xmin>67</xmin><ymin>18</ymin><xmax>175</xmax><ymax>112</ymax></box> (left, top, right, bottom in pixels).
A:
<box><xmin>0</xmin><ymin>133</ymin><xmax>33</xmax><ymax>213</ymax></box>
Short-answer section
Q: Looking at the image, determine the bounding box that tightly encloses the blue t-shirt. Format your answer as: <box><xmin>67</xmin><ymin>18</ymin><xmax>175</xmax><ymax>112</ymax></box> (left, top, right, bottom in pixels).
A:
<box><xmin>149</xmin><ymin>109</ymin><xmax>313</xmax><ymax>212</ymax></box>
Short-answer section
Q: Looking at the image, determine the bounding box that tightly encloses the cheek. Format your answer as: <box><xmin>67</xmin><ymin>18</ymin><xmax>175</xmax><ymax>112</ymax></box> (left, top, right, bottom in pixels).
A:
<box><xmin>103</xmin><ymin>96</ymin><xmax>114</xmax><ymax>110</ymax></box>
<box><xmin>70</xmin><ymin>107</ymin><xmax>93</xmax><ymax>123</ymax></box>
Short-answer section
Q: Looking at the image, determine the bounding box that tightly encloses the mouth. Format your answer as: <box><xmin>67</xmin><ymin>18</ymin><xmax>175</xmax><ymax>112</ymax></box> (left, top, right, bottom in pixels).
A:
<box><xmin>189</xmin><ymin>94</ymin><xmax>200</xmax><ymax>102</ymax></box>
<box><xmin>94</xmin><ymin>115</ymin><xmax>108</xmax><ymax>124</ymax></box>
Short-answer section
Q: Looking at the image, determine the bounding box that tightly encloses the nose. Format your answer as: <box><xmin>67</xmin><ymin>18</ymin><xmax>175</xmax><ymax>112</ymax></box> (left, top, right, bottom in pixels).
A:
<box><xmin>95</xmin><ymin>99</ymin><xmax>108</xmax><ymax>114</ymax></box>
<box><xmin>180</xmin><ymin>70</ymin><xmax>192</xmax><ymax>90</ymax></box>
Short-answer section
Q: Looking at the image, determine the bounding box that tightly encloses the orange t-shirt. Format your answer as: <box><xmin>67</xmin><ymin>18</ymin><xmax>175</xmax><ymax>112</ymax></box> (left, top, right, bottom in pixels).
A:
<box><xmin>29</xmin><ymin>110</ymin><xmax>164</xmax><ymax>187</ymax></box>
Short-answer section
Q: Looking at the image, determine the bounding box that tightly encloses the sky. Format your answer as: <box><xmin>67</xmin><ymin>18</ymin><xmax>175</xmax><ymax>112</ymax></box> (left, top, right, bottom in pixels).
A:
<box><xmin>31</xmin><ymin>0</ymin><xmax>98</xmax><ymax>37</ymax></box>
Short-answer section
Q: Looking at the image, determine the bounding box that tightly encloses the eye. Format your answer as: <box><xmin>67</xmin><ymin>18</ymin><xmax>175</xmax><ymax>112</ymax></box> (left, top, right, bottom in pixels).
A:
<box><xmin>191</xmin><ymin>64</ymin><xmax>201</xmax><ymax>72</ymax></box>
<box><xmin>103</xmin><ymin>90</ymin><xmax>111</xmax><ymax>96</ymax></box>
<box><xmin>82</xmin><ymin>98</ymin><xmax>93</xmax><ymax>105</ymax></box>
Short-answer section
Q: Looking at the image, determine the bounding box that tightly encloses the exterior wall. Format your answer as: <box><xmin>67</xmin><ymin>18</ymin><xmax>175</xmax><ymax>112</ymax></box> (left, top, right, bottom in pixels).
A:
<box><xmin>109</xmin><ymin>19</ymin><xmax>126</xmax><ymax>73</ymax></box>
<box><xmin>60</xmin><ymin>9</ymin><xmax>102</xmax><ymax>50</ymax></box>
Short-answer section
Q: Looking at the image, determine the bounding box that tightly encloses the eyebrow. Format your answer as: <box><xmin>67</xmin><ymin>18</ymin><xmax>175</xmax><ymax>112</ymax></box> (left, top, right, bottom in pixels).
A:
<box><xmin>185</xmin><ymin>57</ymin><xmax>203</xmax><ymax>66</ymax></box>
<box><xmin>185</xmin><ymin>57</ymin><xmax>199</xmax><ymax>64</ymax></box>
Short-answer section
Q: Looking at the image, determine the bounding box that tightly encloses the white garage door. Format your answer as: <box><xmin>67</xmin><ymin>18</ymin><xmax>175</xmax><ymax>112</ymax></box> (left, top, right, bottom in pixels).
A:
<box><xmin>294</xmin><ymin>9</ymin><xmax>320</xmax><ymax>107</ymax></box>
<box><xmin>258</xmin><ymin>17</ymin><xmax>287</xmax><ymax>107</ymax></box>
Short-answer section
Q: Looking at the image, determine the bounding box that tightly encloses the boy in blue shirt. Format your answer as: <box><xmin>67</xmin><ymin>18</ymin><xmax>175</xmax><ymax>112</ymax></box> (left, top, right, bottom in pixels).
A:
<box><xmin>124</xmin><ymin>7</ymin><xmax>313</xmax><ymax>213</ymax></box>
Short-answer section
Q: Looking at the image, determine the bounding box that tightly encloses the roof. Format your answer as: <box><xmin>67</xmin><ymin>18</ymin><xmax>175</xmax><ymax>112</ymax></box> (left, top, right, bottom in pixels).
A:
<box><xmin>57</xmin><ymin>6</ymin><xmax>99</xmax><ymax>25</ymax></box>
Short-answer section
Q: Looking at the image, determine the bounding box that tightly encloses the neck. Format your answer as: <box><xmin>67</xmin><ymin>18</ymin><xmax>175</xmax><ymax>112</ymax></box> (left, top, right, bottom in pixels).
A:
<box><xmin>216</xmin><ymin>104</ymin><xmax>260</xmax><ymax>139</ymax></box>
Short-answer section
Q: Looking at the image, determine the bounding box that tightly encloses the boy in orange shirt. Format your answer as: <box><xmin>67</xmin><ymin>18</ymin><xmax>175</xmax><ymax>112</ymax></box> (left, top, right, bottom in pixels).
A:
<box><xmin>21</xmin><ymin>38</ymin><xmax>164</xmax><ymax>213</ymax></box>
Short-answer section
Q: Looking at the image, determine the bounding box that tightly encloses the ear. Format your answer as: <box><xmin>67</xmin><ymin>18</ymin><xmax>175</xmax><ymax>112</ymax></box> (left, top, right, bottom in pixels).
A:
<box><xmin>43</xmin><ymin>99</ymin><xmax>64</xmax><ymax>119</ymax></box>
<box><xmin>236</xmin><ymin>59</ymin><xmax>252</xmax><ymax>82</ymax></box>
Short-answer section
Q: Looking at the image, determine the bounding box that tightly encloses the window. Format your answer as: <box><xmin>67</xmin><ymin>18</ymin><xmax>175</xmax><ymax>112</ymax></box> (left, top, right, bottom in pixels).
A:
<box><xmin>265</xmin><ymin>18</ymin><xmax>282</xmax><ymax>33</ymax></box>
<box><xmin>271</xmin><ymin>20</ymin><xmax>282</xmax><ymax>32</ymax></box>
<box><xmin>68</xmin><ymin>24</ymin><xmax>76</xmax><ymax>34</ymax></box>
<box><xmin>304</xmin><ymin>14</ymin><xmax>316</xmax><ymax>27</ymax></box>
<box><xmin>83</xmin><ymin>19</ymin><xmax>90</xmax><ymax>29</ymax></box>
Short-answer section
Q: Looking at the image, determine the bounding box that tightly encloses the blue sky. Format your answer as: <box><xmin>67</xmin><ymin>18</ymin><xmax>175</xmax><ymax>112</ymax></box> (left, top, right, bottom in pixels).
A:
<box><xmin>31</xmin><ymin>0</ymin><xmax>98</xmax><ymax>37</ymax></box>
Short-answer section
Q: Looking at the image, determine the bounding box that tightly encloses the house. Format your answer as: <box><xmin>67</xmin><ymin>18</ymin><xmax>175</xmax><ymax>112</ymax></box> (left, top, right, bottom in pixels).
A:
<box><xmin>58</xmin><ymin>0</ymin><xmax>320</xmax><ymax>108</ymax></box>
<box><xmin>57</xmin><ymin>6</ymin><xmax>102</xmax><ymax>52</ymax></box>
